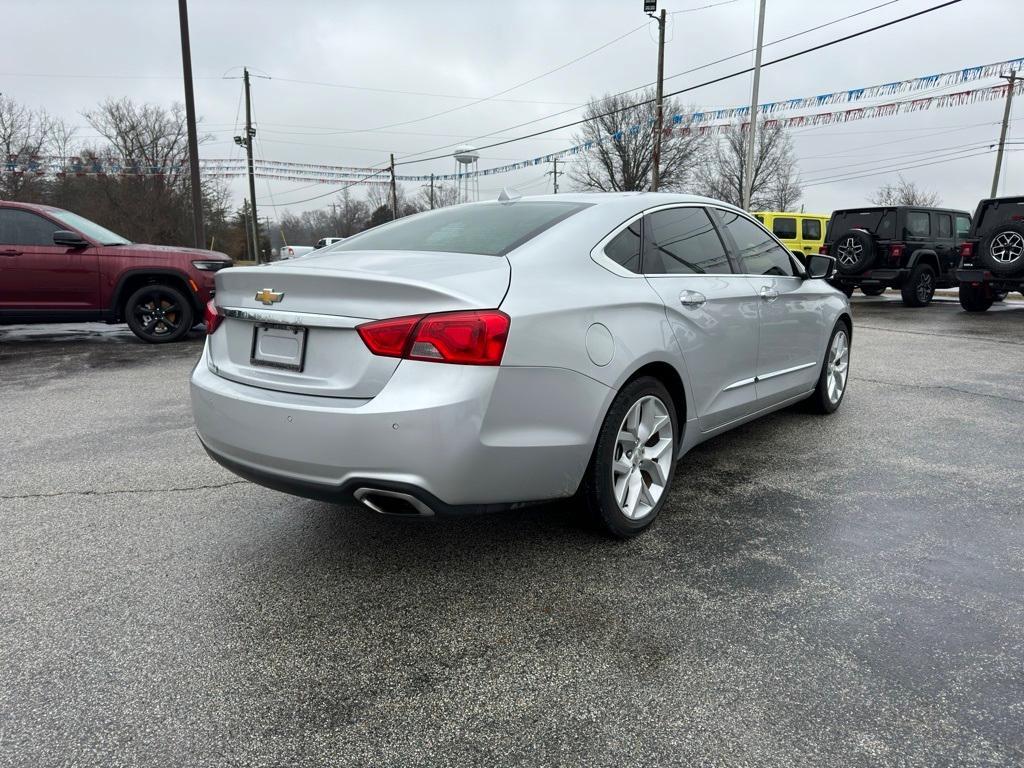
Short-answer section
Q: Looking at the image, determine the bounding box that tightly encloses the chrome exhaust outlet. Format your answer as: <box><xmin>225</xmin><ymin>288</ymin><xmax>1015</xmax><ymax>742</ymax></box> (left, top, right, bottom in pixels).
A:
<box><xmin>353</xmin><ymin>487</ymin><xmax>435</xmax><ymax>517</ymax></box>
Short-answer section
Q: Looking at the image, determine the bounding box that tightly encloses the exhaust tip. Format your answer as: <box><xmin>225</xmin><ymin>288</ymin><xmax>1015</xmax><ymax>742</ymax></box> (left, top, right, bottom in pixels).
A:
<box><xmin>353</xmin><ymin>487</ymin><xmax>435</xmax><ymax>517</ymax></box>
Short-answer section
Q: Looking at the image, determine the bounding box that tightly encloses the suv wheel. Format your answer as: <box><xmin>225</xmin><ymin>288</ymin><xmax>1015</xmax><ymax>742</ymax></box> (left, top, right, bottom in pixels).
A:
<box><xmin>861</xmin><ymin>285</ymin><xmax>886</xmax><ymax>296</ymax></box>
<box><xmin>125</xmin><ymin>284</ymin><xmax>194</xmax><ymax>343</ymax></box>
<box><xmin>978</xmin><ymin>222</ymin><xmax>1024</xmax><ymax>277</ymax></box>
<box><xmin>959</xmin><ymin>283</ymin><xmax>993</xmax><ymax>313</ymax></box>
<box><xmin>900</xmin><ymin>263</ymin><xmax>936</xmax><ymax>307</ymax></box>
<box><xmin>581</xmin><ymin>377</ymin><xmax>678</xmax><ymax>538</ymax></box>
<box><xmin>831</xmin><ymin>229</ymin><xmax>876</xmax><ymax>274</ymax></box>
<box><xmin>992</xmin><ymin>290</ymin><xmax>1008</xmax><ymax>302</ymax></box>
<box><xmin>807</xmin><ymin>321</ymin><xmax>851</xmax><ymax>414</ymax></box>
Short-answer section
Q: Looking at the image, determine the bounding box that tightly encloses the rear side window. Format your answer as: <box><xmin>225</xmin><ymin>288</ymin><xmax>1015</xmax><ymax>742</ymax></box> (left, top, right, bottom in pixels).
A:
<box><xmin>937</xmin><ymin>214</ymin><xmax>952</xmax><ymax>238</ymax></box>
<box><xmin>956</xmin><ymin>215</ymin><xmax>972</xmax><ymax>237</ymax></box>
<box><xmin>802</xmin><ymin>219</ymin><xmax>822</xmax><ymax>241</ymax></box>
<box><xmin>0</xmin><ymin>209</ymin><xmax>60</xmax><ymax>246</ymax></box>
<box><xmin>905</xmin><ymin>211</ymin><xmax>930</xmax><ymax>238</ymax></box>
<box><xmin>333</xmin><ymin>201</ymin><xmax>590</xmax><ymax>256</ymax></box>
<box><xmin>976</xmin><ymin>201</ymin><xmax>1024</xmax><ymax>233</ymax></box>
<box><xmin>604</xmin><ymin>220</ymin><xmax>641</xmax><ymax>273</ymax></box>
<box><xmin>713</xmin><ymin>209</ymin><xmax>795</xmax><ymax>277</ymax></box>
<box><xmin>642</xmin><ymin>207</ymin><xmax>731</xmax><ymax>275</ymax></box>
<box><xmin>772</xmin><ymin>217</ymin><xmax>797</xmax><ymax>240</ymax></box>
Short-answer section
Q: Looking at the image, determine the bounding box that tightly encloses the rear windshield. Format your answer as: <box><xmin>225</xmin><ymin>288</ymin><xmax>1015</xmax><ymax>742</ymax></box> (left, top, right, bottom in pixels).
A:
<box><xmin>332</xmin><ymin>201</ymin><xmax>590</xmax><ymax>256</ymax></box>
<box><xmin>976</xmin><ymin>199</ymin><xmax>1024</xmax><ymax>234</ymax></box>
<box><xmin>828</xmin><ymin>209</ymin><xmax>895</xmax><ymax>240</ymax></box>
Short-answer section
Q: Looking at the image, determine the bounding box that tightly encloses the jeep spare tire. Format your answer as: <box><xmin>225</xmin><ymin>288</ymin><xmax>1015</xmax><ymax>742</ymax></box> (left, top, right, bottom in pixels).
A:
<box><xmin>978</xmin><ymin>222</ymin><xmax>1024</xmax><ymax>276</ymax></box>
<box><xmin>830</xmin><ymin>229</ymin><xmax>876</xmax><ymax>274</ymax></box>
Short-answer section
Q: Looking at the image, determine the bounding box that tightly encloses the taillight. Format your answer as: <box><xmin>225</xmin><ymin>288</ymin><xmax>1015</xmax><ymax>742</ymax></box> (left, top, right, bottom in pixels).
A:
<box><xmin>819</xmin><ymin>245</ymin><xmax>829</xmax><ymax>254</ymax></box>
<box><xmin>357</xmin><ymin>310</ymin><xmax>510</xmax><ymax>366</ymax></box>
<box><xmin>960</xmin><ymin>242</ymin><xmax>975</xmax><ymax>259</ymax></box>
<box><xmin>889</xmin><ymin>243</ymin><xmax>905</xmax><ymax>261</ymax></box>
<box><xmin>204</xmin><ymin>299</ymin><xmax>223</xmax><ymax>335</ymax></box>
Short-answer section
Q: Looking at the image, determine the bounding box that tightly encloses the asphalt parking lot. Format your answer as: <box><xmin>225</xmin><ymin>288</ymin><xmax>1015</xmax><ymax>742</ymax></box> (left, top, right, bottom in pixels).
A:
<box><xmin>2</xmin><ymin>295</ymin><xmax>1022</xmax><ymax>767</ymax></box>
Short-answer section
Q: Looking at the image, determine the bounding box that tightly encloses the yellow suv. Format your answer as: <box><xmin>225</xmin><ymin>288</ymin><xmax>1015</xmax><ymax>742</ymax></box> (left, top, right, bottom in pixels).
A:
<box><xmin>753</xmin><ymin>212</ymin><xmax>829</xmax><ymax>258</ymax></box>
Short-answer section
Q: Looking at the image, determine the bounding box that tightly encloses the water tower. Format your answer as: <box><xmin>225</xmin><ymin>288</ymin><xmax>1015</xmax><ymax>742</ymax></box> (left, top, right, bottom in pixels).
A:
<box><xmin>453</xmin><ymin>145</ymin><xmax>480</xmax><ymax>203</ymax></box>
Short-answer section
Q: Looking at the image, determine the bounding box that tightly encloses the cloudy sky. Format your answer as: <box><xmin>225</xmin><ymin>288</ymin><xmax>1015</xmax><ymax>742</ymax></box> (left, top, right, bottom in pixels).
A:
<box><xmin>4</xmin><ymin>0</ymin><xmax>1022</xmax><ymax>218</ymax></box>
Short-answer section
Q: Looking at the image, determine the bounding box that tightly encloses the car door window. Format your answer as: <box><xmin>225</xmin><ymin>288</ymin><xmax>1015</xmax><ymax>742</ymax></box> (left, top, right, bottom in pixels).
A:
<box><xmin>712</xmin><ymin>209</ymin><xmax>795</xmax><ymax>276</ymax></box>
<box><xmin>604</xmin><ymin>219</ymin><xmax>642</xmax><ymax>273</ymax></box>
<box><xmin>956</xmin><ymin>215</ymin><xmax>971</xmax><ymax>237</ymax></box>
<box><xmin>0</xmin><ymin>209</ymin><xmax>60</xmax><ymax>246</ymax></box>
<box><xmin>905</xmin><ymin>211</ymin><xmax>930</xmax><ymax>239</ymax></box>
<box><xmin>772</xmin><ymin>217</ymin><xmax>797</xmax><ymax>240</ymax></box>
<box><xmin>642</xmin><ymin>207</ymin><xmax>731</xmax><ymax>275</ymax></box>
<box><xmin>802</xmin><ymin>219</ymin><xmax>822</xmax><ymax>241</ymax></box>
<box><xmin>937</xmin><ymin>214</ymin><xmax>952</xmax><ymax>239</ymax></box>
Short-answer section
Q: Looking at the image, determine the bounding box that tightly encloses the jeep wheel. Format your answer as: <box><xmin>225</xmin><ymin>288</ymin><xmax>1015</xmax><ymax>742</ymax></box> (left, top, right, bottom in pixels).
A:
<box><xmin>125</xmin><ymin>284</ymin><xmax>194</xmax><ymax>343</ymax></box>
<box><xmin>959</xmin><ymin>283</ymin><xmax>993</xmax><ymax>313</ymax></box>
<box><xmin>992</xmin><ymin>290</ymin><xmax>1008</xmax><ymax>302</ymax></box>
<box><xmin>900</xmin><ymin>264</ymin><xmax>936</xmax><ymax>307</ymax></box>
<box><xmin>830</xmin><ymin>229</ymin><xmax>876</xmax><ymax>274</ymax></box>
<box><xmin>861</xmin><ymin>285</ymin><xmax>886</xmax><ymax>296</ymax></box>
<box><xmin>978</xmin><ymin>222</ymin><xmax>1024</xmax><ymax>277</ymax></box>
<box><xmin>836</xmin><ymin>283</ymin><xmax>855</xmax><ymax>298</ymax></box>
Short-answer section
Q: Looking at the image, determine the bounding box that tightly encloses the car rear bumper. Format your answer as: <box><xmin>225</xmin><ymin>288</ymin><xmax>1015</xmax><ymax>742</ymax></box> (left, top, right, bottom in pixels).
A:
<box><xmin>190</xmin><ymin>345</ymin><xmax>610</xmax><ymax>507</ymax></box>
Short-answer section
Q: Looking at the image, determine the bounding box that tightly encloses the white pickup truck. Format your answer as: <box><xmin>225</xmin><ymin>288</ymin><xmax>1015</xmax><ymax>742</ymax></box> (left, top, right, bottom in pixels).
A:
<box><xmin>279</xmin><ymin>245</ymin><xmax>314</xmax><ymax>260</ymax></box>
<box><xmin>314</xmin><ymin>237</ymin><xmax>345</xmax><ymax>249</ymax></box>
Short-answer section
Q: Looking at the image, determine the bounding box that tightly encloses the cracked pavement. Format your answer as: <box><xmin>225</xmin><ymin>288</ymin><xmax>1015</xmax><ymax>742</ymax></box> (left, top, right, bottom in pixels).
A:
<box><xmin>1</xmin><ymin>295</ymin><xmax>1023</xmax><ymax>767</ymax></box>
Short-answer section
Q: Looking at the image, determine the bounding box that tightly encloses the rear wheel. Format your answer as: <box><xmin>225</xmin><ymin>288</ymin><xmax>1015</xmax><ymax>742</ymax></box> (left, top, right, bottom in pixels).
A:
<box><xmin>581</xmin><ymin>377</ymin><xmax>678</xmax><ymax>538</ymax></box>
<box><xmin>901</xmin><ymin>264</ymin><xmax>936</xmax><ymax>307</ymax></box>
<box><xmin>806</xmin><ymin>321</ymin><xmax>850</xmax><ymax>414</ymax></box>
<box><xmin>125</xmin><ymin>284</ymin><xmax>193</xmax><ymax>343</ymax></box>
<box><xmin>993</xmin><ymin>290</ymin><xmax>1008</xmax><ymax>302</ymax></box>
<box><xmin>861</xmin><ymin>285</ymin><xmax>886</xmax><ymax>296</ymax></box>
<box><xmin>836</xmin><ymin>283</ymin><xmax>855</xmax><ymax>298</ymax></box>
<box><xmin>959</xmin><ymin>283</ymin><xmax>993</xmax><ymax>313</ymax></box>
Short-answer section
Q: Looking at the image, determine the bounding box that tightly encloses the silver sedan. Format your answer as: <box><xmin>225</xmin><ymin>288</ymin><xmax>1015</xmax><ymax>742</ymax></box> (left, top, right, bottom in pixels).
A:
<box><xmin>191</xmin><ymin>193</ymin><xmax>851</xmax><ymax>536</ymax></box>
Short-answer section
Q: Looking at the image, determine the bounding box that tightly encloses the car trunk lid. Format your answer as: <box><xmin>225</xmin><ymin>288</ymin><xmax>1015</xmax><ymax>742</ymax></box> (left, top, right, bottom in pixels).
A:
<box><xmin>206</xmin><ymin>250</ymin><xmax>510</xmax><ymax>398</ymax></box>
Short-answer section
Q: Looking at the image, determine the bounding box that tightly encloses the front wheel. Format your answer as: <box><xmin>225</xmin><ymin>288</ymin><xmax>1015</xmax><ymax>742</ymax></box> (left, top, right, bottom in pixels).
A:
<box><xmin>581</xmin><ymin>377</ymin><xmax>678</xmax><ymax>538</ymax></box>
<box><xmin>806</xmin><ymin>322</ymin><xmax>851</xmax><ymax>414</ymax></box>
<box><xmin>125</xmin><ymin>284</ymin><xmax>194</xmax><ymax>343</ymax></box>
<box><xmin>900</xmin><ymin>264</ymin><xmax>936</xmax><ymax>307</ymax></box>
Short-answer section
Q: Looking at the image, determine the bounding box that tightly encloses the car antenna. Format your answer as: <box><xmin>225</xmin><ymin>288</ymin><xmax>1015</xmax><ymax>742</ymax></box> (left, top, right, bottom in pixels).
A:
<box><xmin>497</xmin><ymin>187</ymin><xmax>522</xmax><ymax>203</ymax></box>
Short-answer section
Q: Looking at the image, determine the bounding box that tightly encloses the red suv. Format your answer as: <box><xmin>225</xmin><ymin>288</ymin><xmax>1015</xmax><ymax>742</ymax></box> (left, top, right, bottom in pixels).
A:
<box><xmin>0</xmin><ymin>201</ymin><xmax>231</xmax><ymax>342</ymax></box>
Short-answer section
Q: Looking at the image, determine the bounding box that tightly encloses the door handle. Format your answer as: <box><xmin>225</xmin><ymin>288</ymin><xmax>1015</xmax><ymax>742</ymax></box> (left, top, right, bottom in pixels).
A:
<box><xmin>0</xmin><ymin>249</ymin><xmax>21</xmax><ymax>257</ymax></box>
<box><xmin>679</xmin><ymin>290</ymin><xmax>706</xmax><ymax>308</ymax></box>
<box><xmin>760</xmin><ymin>286</ymin><xmax>779</xmax><ymax>302</ymax></box>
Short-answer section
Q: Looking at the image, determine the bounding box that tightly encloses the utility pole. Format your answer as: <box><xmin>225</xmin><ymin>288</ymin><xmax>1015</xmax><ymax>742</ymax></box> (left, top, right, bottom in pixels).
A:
<box><xmin>389</xmin><ymin>153</ymin><xmax>398</xmax><ymax>219</ymax></box>
<box><xmin>429</xmin><ymin>173</ymin><xmax>435</xmax><ymax>209</ymax></box>
<box><xmin>547</xmin><ymin>157</ymin><xmax>563</xmax><ymax>194</ymax></box>
<box><xmin>647</xmin><ymin>7</ymin><xmax>667</xmax><ymax>191</ymax></box>
<box><xmin>238</xmin><ymin>68</ymin><xmax>260</xmax><ymax>262</ymax></box>
<box><xmin>991</xmin><ymin>71</ymin><xmax>1018</xmax><ymax>198</ymax></box>
<box><xmin>176</xmin><ymin>0</ymin><xmax>205</xmax><ymax>249</ymax></box>
<box><xmin>742</xmin><ymin>0</ymin><xmax>767</xmax><ymax>210</ymax></box>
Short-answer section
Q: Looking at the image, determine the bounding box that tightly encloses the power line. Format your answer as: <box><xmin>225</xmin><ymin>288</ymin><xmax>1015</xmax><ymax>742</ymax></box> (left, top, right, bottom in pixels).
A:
<box><xmin>392</xmin><ymin>0</ymin><xmax>964</xmax><ymax>168</ymax></box>
<box><xmin>802</xmin><ymin>148</ymin><xmax>993</xmax><ymax>188</ymax></box>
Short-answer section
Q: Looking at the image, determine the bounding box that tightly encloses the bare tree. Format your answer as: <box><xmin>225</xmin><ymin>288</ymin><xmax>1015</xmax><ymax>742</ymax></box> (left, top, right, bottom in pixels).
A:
<box><xmin>568</xmin><ymin>89</ymin><xmax>706</xmax><ymax>192</ymax></box>
<box><xmin>869</xmin><ymin>177</ymin><xmax>941</xmax><ymax>207</ymax></box>
<box><xmin>694</xmin><ymin>118</ymin><xmax>802</xmax><ymax>210</ymax></box>
<box><xmin>416</xmin><ymin>181</ymin><xmax>459</xmax><ymax>210</ymax></box>
<box><xmin>0</xmin><ymin>96</ymin><xmax>54</xmax><ymax>201</ymax></box>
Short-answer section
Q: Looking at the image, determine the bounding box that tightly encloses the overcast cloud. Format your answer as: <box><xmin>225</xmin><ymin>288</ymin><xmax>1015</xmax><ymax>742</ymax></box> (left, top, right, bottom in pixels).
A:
<box><xmin>4</xmin><ymin>0</ymin><xmax>1021</xmax><ymax>216</ymax></box>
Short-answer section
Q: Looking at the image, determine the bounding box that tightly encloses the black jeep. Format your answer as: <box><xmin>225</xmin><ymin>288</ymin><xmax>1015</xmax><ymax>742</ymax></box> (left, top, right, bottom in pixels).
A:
<box><xmin>822</xmin><ymin>206</ymin><xmax>972</xmax><ymax>306</ymax></box>
<box><xmin>955</xmin><ymin>196</ymin><xmax>1024</xmax><ymax>312</ymax></box>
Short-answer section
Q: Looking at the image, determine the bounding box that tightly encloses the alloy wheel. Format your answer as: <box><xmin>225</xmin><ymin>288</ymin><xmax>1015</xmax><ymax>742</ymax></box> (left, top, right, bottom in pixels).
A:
<box><xmin>826</xmin><ymin>330</ymin><xmax>849</xmax><ymax>405</ymax></box>
<box><xmin>916</xmin><ymin>271</ymin><xmax>934</xmax><ymax>303</ymax></box>
<box><xmin>990</xmin><ymin>231</ymin><xmax>1024</xmax><ymax>264</ymax></box>
<box><xmin>133</xmin><ymin>289</ymin><xmax>184</xmax><ymax>338</ymax></box>
<box><xmin>837</xmin><ymin>237</ymin><xmax>862</xmax><ymax>267</ymax></box>
<box><xmin>612</xmin><ymin>395</ymin><xmax>674</xmax><ymax>520</ymax></box>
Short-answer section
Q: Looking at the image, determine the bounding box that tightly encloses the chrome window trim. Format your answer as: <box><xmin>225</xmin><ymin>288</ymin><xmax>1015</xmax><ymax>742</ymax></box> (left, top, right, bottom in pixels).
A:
<box><xmin>219</xmin><ymin>306</ymin><xmax>365</xmax><ymax>329</ymax></box>
<box><xmin>590</xmin><ymin>201</ymin><xmax>808</xmax><ymax>279</ymax></box>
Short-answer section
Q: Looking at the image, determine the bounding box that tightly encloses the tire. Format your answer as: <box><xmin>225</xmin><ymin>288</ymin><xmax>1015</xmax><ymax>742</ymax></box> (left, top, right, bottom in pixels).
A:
<box><xmin>580</xmin><ymin>376</ymin><xmax>679</xmax><ymax>538</ymax></box>
<box><xmin>830</xmin><ymin>229</ymin><xmax>876</xmax><ymax>274</ymax></box>
<box><xmin>900</xmin><ymin>263</ymin><xmax>936</xmax><ymax>307</ymax></box>
<box><xmin>806</xmin><ymin>321</ymin><xmax>851</xmax><ymax>415</ymax></box>
<box><xmin>835</xmin><ymin>283</ymin><xmax>855</xmax><ymax>298</ymax></box>
<box><xmin>124</xmin><ymin>284</ymin><xmax>194</xmax><ymax>343</ymax></box>
<box><xmin>959</xmin><ymin>283</ymin><xmax>993</xmax><ymax>313</ymax></box>
<box><xmin>861</xmin><ymin>285</ymin><xmax>886</xmax><ymax>296</ymax></box>
<box><xmin>977</xmin><ymin>222</ymin><xmax>1024</xmax><ymax>276</ymax></box>
<box><xmin>993</xmin><ymin>290</ymin><xmax>1008</xmax><ymax>303</ymax></box>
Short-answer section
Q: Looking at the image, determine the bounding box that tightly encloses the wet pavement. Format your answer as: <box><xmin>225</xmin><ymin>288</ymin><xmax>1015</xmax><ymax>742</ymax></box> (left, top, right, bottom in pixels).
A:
<box><xmin>2</xmin><ymin>296</ymin><xmax>1023</xmax><ymax>767</ymax></box>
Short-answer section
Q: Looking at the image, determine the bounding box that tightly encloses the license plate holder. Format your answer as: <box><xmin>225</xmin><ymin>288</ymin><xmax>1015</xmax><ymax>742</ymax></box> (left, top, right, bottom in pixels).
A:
<box><xmin>250</xmin><ymin>323</ymin><xmax>308</xmax><ymax>372</ymax></box>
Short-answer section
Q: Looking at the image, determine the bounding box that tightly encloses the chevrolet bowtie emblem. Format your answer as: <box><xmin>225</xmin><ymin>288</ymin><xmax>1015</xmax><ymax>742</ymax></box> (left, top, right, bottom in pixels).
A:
<box><xmin>255</xmin><ymin>289</ymin><xmax>284</xmax><ymax>305</ymax></box>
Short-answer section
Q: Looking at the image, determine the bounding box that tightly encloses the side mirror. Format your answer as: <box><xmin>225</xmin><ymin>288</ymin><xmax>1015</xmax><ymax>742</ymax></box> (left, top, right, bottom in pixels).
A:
<box><xmin>53</xmin><ymin>230</ymin><xmax>90</xmax><ymax>249</ymax></box>
<box><xmin>806</xmin><ymin>253</ymin><xmax>835</xmax><ymax>280</ymax></box>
